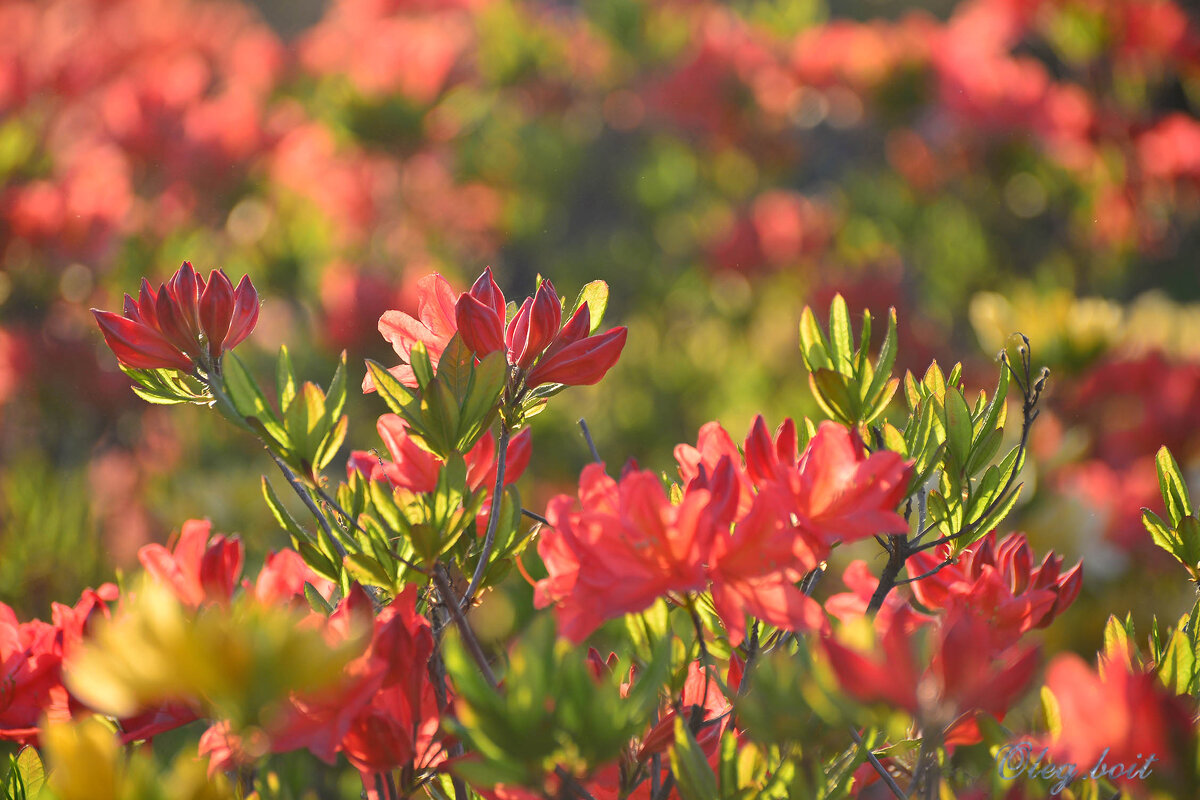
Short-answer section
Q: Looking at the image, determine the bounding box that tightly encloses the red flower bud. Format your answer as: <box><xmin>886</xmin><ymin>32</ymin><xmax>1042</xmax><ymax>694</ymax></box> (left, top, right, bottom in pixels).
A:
<box><xmin>92</xmin><ymin>310</ymin><xmax>193</xmax><ymax>371</ymax></box>
<box><xmin>225</xmin><ymin>274</ymin><xmax>260</xmax><ymax>350</ymax></box>
<box><xmin>93</xmin><ymin>263</ymin><xmax>259</xmax><ymax>374</ymax></box>
<box><xmin>526</xmin><ymin>326</ymin><xmax>627</xmax><ymax>387</ymax></box>
<box><xmin>199</xmin><ymin>269</ymin><xmax>235</xmax><ymax>359</ymax></box>
<box><xmin>455</xmin><ymin>293</ymin><xmax>505</xmax><ymax>356</ymax></box>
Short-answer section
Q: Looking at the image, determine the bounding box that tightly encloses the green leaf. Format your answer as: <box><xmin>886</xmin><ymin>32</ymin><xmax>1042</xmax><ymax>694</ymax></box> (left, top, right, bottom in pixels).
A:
<box><xmin>262</xmin><ymin>477</ymin><xmax>313</xmax><ymax>542</ymax></box>
<box><xmin>573</xmin><ymin>280</ymin><xmax>609</xmax><ymax>333</ymax></box>
<box><xmin>303</xmin><ymin>582</ymin><xmax>334</xmax><ymax>615</ymax></box>
<box><xmin>437</xmin><ymin>334</ymin><xmax>475</xmax><ymax>402</ymax></box>
<box><xmin>297</xmin><ymin>541</ymin><xmax>339</xmax><ymax>583</ymax></box>
<box><xmin>862</xmin><ymin>308</ymin><xmax>898</xmax><ymax>406</ymax></box>
<box><xmin>809</xmin><ymin>369</ymin><xmax>860</xmax><ymax>425</ymax></box>
<box><xmin>366</xmin><ymin>360</ymin><xmax>419</xmax><ymax>416</ymax></box>
<box><xmin>11</xmin><ymin>746</ymin><xmax>46</xmax><ymax>798</ymax></box>
<box><xmin>828</xmin><ymin>294</ymin><xmax>854</xmax><ymax>375</ymax></box>
<box><xmin>944</xmin><ymin>388</ymin><xmax>973</xmax><ymax>473</ymax></box>
<box><xmin>224</xmin><ymin>352</ymin><xmax>288</xmax><ymax>447</ymax></box>
<box><xmin>315</xmin><ymin>415</ymin><xmax>349</xmax><ymax>472</ymax></box>
<box><xmin>1156</xmin><ymin>446</ymin><xmax>1192</xmax><ymax>528</ymax></box>
<box><xmin>1156</xmin><ymin>615</ymin><xmax>1198</xmax><ymax>695</ymax></box>
<box><xmin>798</xmin><ymin>307</ymin><xmax>833</xmax><ymax>373</ymax></box>
<box><xmin>457</xmin><ymin>352</ymin><xmax>506</xmax><ymax>451</ymax></box>
<box><xmin>854</xmin><ymin>309</ymin><xmax>872</xmax><ymax>377</ymax></box>
<box><xmin>276</xmin><ymin>345</ymin><xmax>297</xmax><ymax>413</ymax></box>
<box><xmin>326</xmin><ymin>351</ymin><xmax>348</xmax><ymax>422</ymax></box>
<box><xmin>1040</xmin><ymin>686</ymin><xmax>1062</xmax><ymax>740</ymax></box>
<box><xmin>961</xmin><ymin>484</ymin><xmax>1023</xmax><ymax>551</ymax></box>
<box><xmin>670</xmin><ymin>716</ymin><xmax>720</xmax><ymax>800</ymax></box>
<box><xmin>344</xmin><ymin>553</ymin><xmax>393</xmax><ymax>590</ymax></box>
<box><xmin>410</xmin><ymin>341</ymin><xmax>435</xmax><ymax>389</ymax></box>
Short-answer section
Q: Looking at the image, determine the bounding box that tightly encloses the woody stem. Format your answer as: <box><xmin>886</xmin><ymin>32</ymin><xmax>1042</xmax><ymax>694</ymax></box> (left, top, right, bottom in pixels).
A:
<box><xmin>462</xmin><ymin>425</ymin><xmax>510</xmax><ymax>609</ymax></box>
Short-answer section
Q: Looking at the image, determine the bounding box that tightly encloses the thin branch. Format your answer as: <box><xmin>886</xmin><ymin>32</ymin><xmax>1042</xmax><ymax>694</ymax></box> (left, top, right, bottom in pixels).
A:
<box><xmin>521</xmin><ymin>507</ymin><xmax>550</xmax><ymax>525</ymax></box>
<box><xmin>848</xmin><ymin>728</ymin><xmax>906</xmax><ymax>800</ymax></box>
<box><xmin>462</xmin><ymin>426</ymin><xmax>510</xmax><ymax>609</ymax></box>
<box><xmin>896</xmin><ymin>557</ymin><xmax>957</xmax><ymax>586</ymax></box>
<box><xmin>314</xmin><ymin>484</ymin><xmax>427</xmax><ymax>575</ymax></box>
<box><xmin>578</xmin><ymin>418</ymin><xmax>602</xmax><ymax>463</ymax></box>
<box><xmin>554</xmin><ymin>766</ymin><xmax>599</xmax><ymax>800</ymax></box>
<box><xmin>432</xmin><ymin>564</ymin><xmax>498</xmax><ymax>688</ymax></box>
<box><xmin>269</xmin><ymin>452</ymin><xmax>347</xmax><ymax>562</ymax></box>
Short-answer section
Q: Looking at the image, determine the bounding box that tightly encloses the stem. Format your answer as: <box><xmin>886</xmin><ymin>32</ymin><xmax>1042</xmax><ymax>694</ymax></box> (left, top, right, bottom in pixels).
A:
<box><xmin>555</xmin><ymin>766</ymin><xmax>599</xmax><ymax>800</ymax></box>
<box><xmin>269</xmin><ymin>451</ymin><xmax>348</xmax><ymax>563</ymax></box>
<box><xmin>432</xmin><ymin>565</ymin><xmax>498</xmax><ymax>688</ymax></box>
<box><xmin>522</xmin><ymin>507</ymin><xmax>550</xmax><ymax>525</ymax></box>
<box><xmin>848</xmin><ymin>728</ymin><xmax>906</xmax><ymax>800</ymax></box>
<box><xmin>866</xmin><ymin>535</ymin><xmax>907</xmax><ymax>613</ymax></box>
<box><xmin>315</xmin><ymin>484</ymin><xmax>427</xmax><ymax>575</ymax></box>
<box><xmin>578</xmin><ymin>418</ymin><xmax>602</xmax><ymax>463</ymax></box>
<box><xmin>462</xmin><ymin>426</ymin><xmax>510</xmax><ymax>609</ymax></box>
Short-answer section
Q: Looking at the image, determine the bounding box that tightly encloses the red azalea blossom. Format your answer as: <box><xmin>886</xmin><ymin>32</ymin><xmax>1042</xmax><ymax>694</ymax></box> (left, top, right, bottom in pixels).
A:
<box><xmin>907</xmin><ymin>531</ymin><xmax>1082</xmax><ymax>644</ymax></box>
<box><xmin>822</xmin><ymin>607</ymin><xmax>1038</xmax><ymax>745</ymax></box>
<box><xmin>454</xmin><ymin>267</ymin><xmax>628</xmax><ymax>388</ymax></box>
<box><xmin>363</xmin><ymin>273</ymin><xmax>459</xmax><ymax>393</ymax></box>
<box><xmin>1043</xmin><ymin>653</ymin><xmax>1195</xmax><ymax>776</ymax></box>
<box><xmin>92</xmin><ymin>261</ymin><xmax>259</xmax><ymax>373</ymax></box>
<box><xmin>138</xmin><ymin>519</ymin><xmax>244</xmax><ymax>609</ymax></box>
<box><xmin>348</xmin><ymin>415</ymin><xmax>531</xmax><ymax>526</ymax></box>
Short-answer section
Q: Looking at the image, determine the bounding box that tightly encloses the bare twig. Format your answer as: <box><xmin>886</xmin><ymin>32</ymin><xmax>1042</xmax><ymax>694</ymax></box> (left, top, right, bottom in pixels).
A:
<box><xmin>314</xmin><ymin>484</ymin><xmax>427</xmax><ymax>575</ymax></box>
<box><xmin>269</xmin><ymin>452</ymin><xmax>347</xmax><ymax>562</ymax></box>
<box><xmin>896</xmin><ymin>557</ymin><xmax>958</xmax><ymax>586</ymax></box>
<box><xmin>462</xmin><ymin>426</ymin><xmax>510</xmax><ymax>609</ymax></box>
<box><xmin>849</xmin><ymin>728</ymin><xmax>906</xmax><ymax>800</ymax></box>
<box><xmin>432</xmin><ymin>564</ymin><xmax>498</xmax><ymax>688</ymax></box>
<box><xmin>578</xmin><ymin>418</ymin><xmax>602</xmax><ymax>463</ymax></box>
<box><xmin>521</xmin><ymin>507</ymin><xmax>550</xmax><ymax>525</ymax></box>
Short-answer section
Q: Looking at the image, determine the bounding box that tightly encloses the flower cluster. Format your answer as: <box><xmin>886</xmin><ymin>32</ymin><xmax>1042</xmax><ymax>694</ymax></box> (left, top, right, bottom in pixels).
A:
<box><xmin>535</xmin><ymin>419</ymin><xmax>911</xmax><ymax>643</ymax></box>
<box><xmin>92</xmin><ymin>261</ymin><xmax>259</xmax><ymax>374</ymax></box>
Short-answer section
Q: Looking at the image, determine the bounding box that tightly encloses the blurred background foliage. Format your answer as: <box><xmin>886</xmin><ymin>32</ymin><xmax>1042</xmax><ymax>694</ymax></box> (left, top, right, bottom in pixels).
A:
<box><xmin>1</xmin><ymin>0</ymin><xmax>1199</xmax><ymax>662</ymax></box>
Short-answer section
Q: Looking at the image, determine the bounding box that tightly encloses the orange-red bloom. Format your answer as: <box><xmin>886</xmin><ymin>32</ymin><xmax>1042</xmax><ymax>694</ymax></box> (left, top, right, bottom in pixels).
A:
<box><xmin>454</xmin><ymin>268</ymin><xmax>628</xmax><ymax>388</ymax></box>
<box><xmin>364</xmin><ymin>273</ymin><xmax>459</xmax><ymax>393</ymax></box>
<box><xmin>139</xmin><ymin>519</ymin><xmax>243</xmax><ymax>609</ymax></box>
<box><xmin>907</xmin><ymin>532</ymin><xmax>1082</xmax><ymax>644</ymax></box>
<box><xmin>92</xmin><ymin>261</ymin><xmax>259</xmax><ymax>373</ymax></box>
<box><xmin>1043</xmin><ymin>653</ymin><xmax>1195</xmax><ymax>775</ymax></box>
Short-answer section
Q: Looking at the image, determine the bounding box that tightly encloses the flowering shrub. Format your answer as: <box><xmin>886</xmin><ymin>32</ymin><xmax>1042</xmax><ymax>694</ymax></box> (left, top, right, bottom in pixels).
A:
<box><xmin>3</xmin><ymin>260</ymin><xmax>1200</xmax><ymax>800</ymax></box>
<box><xmin>2</xmin><ymin>0</ymin><xmax>1200</xmax><ymax>798</ymax></box>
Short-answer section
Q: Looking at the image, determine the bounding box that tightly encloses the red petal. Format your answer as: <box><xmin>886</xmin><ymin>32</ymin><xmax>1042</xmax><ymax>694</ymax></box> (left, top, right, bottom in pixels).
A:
<box><xmin>454</xmin><ymin>293</ymin><xmax>505</xmax><ymax>356</ymax></box>
<box><xmin>467</xmin><ymin>266</ymin><xmax>506</xmax><ymax>319</ymax></box>
<box><xmin>199</xmin><ymin>269</ymin><xmax>235</xmax><ymax>359</ymax></box>
<box><xmin>224</xmin><ymin>275</ymin><xmax>260</xmax><ymax>350</ymax></box>
<box><xmin>92</xmin><ymin>310</ymin><xmax>193</xmax><ymax>371</ymax></box>
<box><xmin>526</xmin><ymin>326</ymin><xmax>627</xmax><ymax>387</ymax></box>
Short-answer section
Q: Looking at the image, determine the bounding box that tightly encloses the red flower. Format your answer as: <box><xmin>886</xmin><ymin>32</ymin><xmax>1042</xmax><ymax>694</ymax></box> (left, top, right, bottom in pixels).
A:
<box><xmin>707</xmin><ymin>487</ymin><xmax>832</xmax><ymax>643</ymax></box>
<box><xmin>907</xmin><ymin>532</ymin><xmax>1082</xmax><ymax>643</ymax></box>
<box><xmin>92</xmin><ymin>261</ymin><xmax>259</xmax><ymax>373</ymax></box>
<box><xmin>1043</xmin><ymin>653</ymin><xmax>1194</xmax><ymax>774</ymax></box>
<box><xmin>535</xmin><ymin>461</ymin><xmax>831</xmax><ymax>644</ymax></box>
<box><xmin>364</xmin><ymin>273</ymin><xmax>459</xmax><ymax>393</ymax></box>
<box><xmin>0</xmin><ymin>605</ymin><xmax>61</xmax><ymax>745</ymax></box>
<box><xmin>823</xmin><ymin>608</ymin><xmax>1038</xmax><ymax>744</ymax></box>
<box><xmin>677</xmin><ymin>417</ymin><xmax>911</xmax><ymax>551</ymax></box>
<box><xmin>252</xmin><ymin>549</ymin><xmax>336</xmax><ymax>609</ymax></box>
<box><xmin>454</xmin><ymin>268</ymin><xmax>628</xmax><ymax>388</ymax></box>
<box><xmin>138</xmin><ymin>519</ymin><xmax>244</xmax><ymax>609</ymax></box>
<box><xmin>347</xmin><ymin>417</ymin><xmax>531</xmax><ymax>521</ymax></box>
<box><xmin>534</xmin><ymin>464</ymin><xmax>718</xmax><ymax>642</ymax></box>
